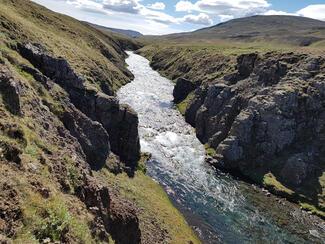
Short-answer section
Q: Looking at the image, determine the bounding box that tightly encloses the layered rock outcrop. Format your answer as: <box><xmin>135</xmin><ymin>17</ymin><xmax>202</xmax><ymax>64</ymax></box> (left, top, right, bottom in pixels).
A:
<box><xmin>77</xmin><ymin>177</ymin><xmax>141</xmax><ymax>243</ymax></box>
<box><xmin>17</xmin><ymin>43</ymin><xmax>140</xmax><ymax>168</ymax></box>
<box><xmin>0</xmin><ymin>60</ymin><xmax>142</xmax><ymax>243</ymax></box>
<box><xmin>173</xmin><ymin>78</ymin><xmax>197</xmax><ymax>103</ymax></box>
<box><xmin>181</xmin><ymin>53</ymin><xmax>325</xmax><ymax>187</ymax></box>
<box><xmin>62</xmin><ymin>105</ymin><xmax>111</xmax><ymax>170</ymax></box>
<box><xmin>0</xmin><ymin>66</ymin><xmax>23</xmax><ymax>115</ymax></box>
<box><xmin>146</xmin><ymin>48</ymin><xmax>325</xmax><ymax>214</ymax></box>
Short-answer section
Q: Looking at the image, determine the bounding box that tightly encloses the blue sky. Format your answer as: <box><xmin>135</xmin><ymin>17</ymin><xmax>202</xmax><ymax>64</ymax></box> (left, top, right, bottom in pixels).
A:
<box><xmin>32</xmin><ymin>0</ymin><xmax>325</xmax><ymax>35</ymax></box>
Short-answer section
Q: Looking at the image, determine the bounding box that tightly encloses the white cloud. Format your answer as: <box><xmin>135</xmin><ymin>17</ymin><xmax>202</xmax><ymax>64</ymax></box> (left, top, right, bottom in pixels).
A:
<box><xmin>32</xmin><ymin>0</ymin><xmax>184</xmax><ymax>34</ymax></box>
<box><xmin>43</xmin><ymin>0</ymin><xmax>214</xmax><ymax>27</ymax></box>
<box><xmin>198</xmin><ymin>0</ymin><xmax>269</xmax><ymax>14</ymax></box>
<box><xmin>140</xmin><ymin>7</ymin><xmax>178</xmax><ymax>24</ymax></box>
<box><xmin>297</xmin><ymin>4</ymin><xmax>325</xmax><ymax>21</ymax></box>
<box><xmin>102</xmin><ymin>0</ymin><xmax>141</xmax><ymax>14</ymax></box>
<box><xmin>263</xmin><ymin>10</ymin><xmax>296</xmax><ymax>16</ymax></box>
<box><xmin>176</xmin><ymin>0</ymin><xmax>270</xmax><ymax>16</ymax></box>
<box><xmin>182</xmin><ymin>13</ymin><xmax>212</xmax><ymax>25</ymax></box>
<box><xmin>147</xmin><ymin>2</ymin><xmax>166</xmax><ymax>10</ymax></box>
<box><xmin>67</xmin><ymin>0</ymin><xmax>103</xmax><ymax>9</ymax></box>
<box><xmin>175</xmin><ymin>1</ymin><xmax>197</xmax><ymax>12</ymax></box>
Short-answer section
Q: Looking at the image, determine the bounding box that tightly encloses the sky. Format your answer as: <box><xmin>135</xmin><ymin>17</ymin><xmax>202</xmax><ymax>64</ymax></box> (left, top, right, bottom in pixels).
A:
<box><xmin>32</xmin><ymin>0</ymin><xmax>325</xmax><ymax>35</ymax></box>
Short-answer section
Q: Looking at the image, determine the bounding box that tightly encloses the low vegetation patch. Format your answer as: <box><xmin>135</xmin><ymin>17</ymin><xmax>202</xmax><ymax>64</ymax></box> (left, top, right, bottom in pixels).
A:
<box><xmin>17</xmin><ymin>192</ymin><xmax>95</xmax><ymax>243</ymax></box>
<box><xmin>204</xmin><ymin>144</ymin><xmax>217</xmax><ymax>157</ymax></box>
<box><xmin>96</xmin><ymin>169</ymin><xmax>200</xmax><ymax>244</ymax></box>
<box><xmin>176</xmin><ymin>92</ymin><xmax>195</xmax><ymax>116</ymax></box>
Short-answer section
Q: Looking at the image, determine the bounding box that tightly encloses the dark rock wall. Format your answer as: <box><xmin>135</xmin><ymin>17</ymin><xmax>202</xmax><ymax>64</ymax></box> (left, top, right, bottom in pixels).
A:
<box><xmin>17</xmin><ymin>43</ymin><xmax>140</xmax><ymax>168</ymax></box>
<box><xmin>0</xmin><ymin>46</ymin><xmax>142</xmax><ymax>243</ymax></box>
<box><xmin>151</xmin><ymin>50</ymin><xmax>325</xmax><ymax>191</ymax></box>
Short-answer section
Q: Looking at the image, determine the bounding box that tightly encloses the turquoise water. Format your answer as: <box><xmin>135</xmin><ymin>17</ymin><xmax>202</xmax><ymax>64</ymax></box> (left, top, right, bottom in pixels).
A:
<box><xmin>117</xmin><ymin>52</ymin><xmax>325</xmax><ymax>244</ymax></box>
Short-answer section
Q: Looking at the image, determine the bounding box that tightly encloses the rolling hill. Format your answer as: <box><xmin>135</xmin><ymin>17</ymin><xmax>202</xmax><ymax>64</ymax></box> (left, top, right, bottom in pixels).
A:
<box><xmin>162</xmin><ymin>15</ymin><xmax>325</xmax><ymax>47</ymax></box>
<box><xmin>86</xmin><ymin>22</ymin><xmax>143</xmax><ymax>38</ymax></box>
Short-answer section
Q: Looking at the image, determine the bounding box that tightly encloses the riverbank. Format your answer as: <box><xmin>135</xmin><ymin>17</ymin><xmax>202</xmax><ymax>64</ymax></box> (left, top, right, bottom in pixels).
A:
<box><xmin>0</xmin><ymin>1</ymin><xmax>199</xmax><ymax>242</ymax></box>
<box><xmin>137</xmin><ymin>44</ymin><xmax>325</xmax><ymax>221</ymax></box>
<box><xmin>95</xmin><ymin>168</ymin><xmax>200</xmax><ymax>244</ymax></box>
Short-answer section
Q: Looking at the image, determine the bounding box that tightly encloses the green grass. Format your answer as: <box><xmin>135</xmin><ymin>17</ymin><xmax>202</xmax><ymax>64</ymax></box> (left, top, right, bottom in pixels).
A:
<box><xmin>263</xmin><ymin>173</ymin><xmax>295</xmax><ymax>196</ymax></box>
<box><xmin>204</xmin><ymin>144</ymin><xmax>217</xmax><ymax>157</ymax></box>
<box><xmin>300</xmin><ymin>203</ymin><xmax>325</xmax><ymax>219</ymax></box>
<box><xmin>97</xmin><ymin>169</ymin><xmax>201</xmax><ymax>244</ymax></box>
<box><xmin>0</xmin><ymin>0</ymin><xmax>140</xmax><ymax>93</ymax></box>
<box><xmin>176</xmin><ymin>91</ymin><xmax>195</xmax><ymax>116</ymax></box>
<box><xmin>136</xmin><ymin>153</ymin><xmax>150</xmax><ymax>174</ymax></box>
<box><xmin>262</xmin><ymin>172</ymin><xmax>325</xmax><ymax>219</ymax></box>
<box><xmin>16</xmin><ymin>192</ymin><xmax>96</xmax><ymax>243</ymax></box>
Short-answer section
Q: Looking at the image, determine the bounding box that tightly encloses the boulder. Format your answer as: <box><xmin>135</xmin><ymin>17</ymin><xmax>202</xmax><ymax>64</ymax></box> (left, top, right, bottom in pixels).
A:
<box><xmin>115</xmin><ymin>104</ymin><xmax>140</xmax><ymax>165</ymax></box>
<box><xmin>224</xmin><ymin>53</ymin><xmax>258</xmax><ymax>83</ymax></box>
<box><xmin>255</xmin><ymin>61</ymin><xmax>287</xmax><ymax>85</ymax></box>
<box><xmin>237</xmin><ymin>53</ymin><xmax>258</xmax><ymax>78</ymax></box>
<box><xmin>185</xmin><ymin>84</ymin><xmax>208</xmax><ymax>127</ymax></box>
<box><xmin>109</xmin><ymin>194</ymin><xmax>141</xmax><ymax>244</ymax></box>
<box><xmin>0</xmin><ymin>141</ymin><xmax>22</xmax><ymax>165</ymax></box>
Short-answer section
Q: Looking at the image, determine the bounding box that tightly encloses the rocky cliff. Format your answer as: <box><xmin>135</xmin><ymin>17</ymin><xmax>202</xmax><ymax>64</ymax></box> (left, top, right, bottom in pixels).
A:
<box><xmin>0</xmin><ymin>48</ymin><xmax>141</xmax><ymax>243</ymax></box>
<box><xmin>140</xmin><ymin>46</ymin><xmax>325</xmax><ymax>218</ymax></box>
<box><xmin>0</xmin><ymin>1</ymin><xmax>199</xmax><ymax>243</ymax></box>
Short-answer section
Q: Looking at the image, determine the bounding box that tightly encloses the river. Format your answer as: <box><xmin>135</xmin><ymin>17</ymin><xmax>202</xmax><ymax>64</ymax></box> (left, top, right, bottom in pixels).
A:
<box><xmin>117</xmin><ymin>51</ymin><xmax>325</xmax><ymax>243</ymax></box>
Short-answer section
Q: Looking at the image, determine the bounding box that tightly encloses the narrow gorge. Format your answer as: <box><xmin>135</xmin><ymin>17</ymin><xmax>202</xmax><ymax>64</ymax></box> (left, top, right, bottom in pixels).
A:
<box><xmin>117</xmin><ymin>51</ymin><xmax>325</xmax><ymax>243</ymax></box>
<box><xmin>1</xmin><ymin>0</ymin><xmax>325</xmax><ymax>243</ymax></box>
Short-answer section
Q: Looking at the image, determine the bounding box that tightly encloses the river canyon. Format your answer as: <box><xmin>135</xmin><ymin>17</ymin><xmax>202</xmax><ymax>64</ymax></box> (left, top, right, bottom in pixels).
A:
<box><xmin>118</xmin><ymin>52</ymin><xmax>325</xmax><ymax>244</ymax></box>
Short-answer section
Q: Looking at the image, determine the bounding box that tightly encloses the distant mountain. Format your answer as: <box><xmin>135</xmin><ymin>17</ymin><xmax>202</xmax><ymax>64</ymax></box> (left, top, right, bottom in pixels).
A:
<box><xmin>165</xmin><ymin>15</ymin><xmax>325</xmax><ymax>46</ymax></box>
<box><xmin>86</xmin><ymin>22</ymin><xmax>143</xmax><ymax>38</ymax></box>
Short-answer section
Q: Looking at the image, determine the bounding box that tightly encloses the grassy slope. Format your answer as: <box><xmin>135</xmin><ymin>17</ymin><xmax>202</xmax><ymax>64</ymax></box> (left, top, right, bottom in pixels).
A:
<box><xmin>0</xmin><ymin>0</ymin><xmax>199</xmax><ymax>242</ymax></box>
<box><xmin>147</xmin><ymin>15</ymin><xmax>325</xmax><ymax>47</ymax></box>
<box><xmin>0</xmin><ymin>0</ymin><xmax>140</xmax><ymax>92</ymax></box>
<box><xmin>0</xmin><ymin>57</ymin><xmax>101</xmax><ymax>243</ymax></box>
<box><xmin>96</xmin><ymin>170</ymin><xmax>200</xmax><ymax>244</ymax></box>
<box><xmin>85</xmin><ymin>22</ymin><xmax>143</xmax><ymax>39</ymax></box>
<box><xmin>138</xmin><ymin>39</ymin><xmax>325</xmax><ymax>219</ymax></box>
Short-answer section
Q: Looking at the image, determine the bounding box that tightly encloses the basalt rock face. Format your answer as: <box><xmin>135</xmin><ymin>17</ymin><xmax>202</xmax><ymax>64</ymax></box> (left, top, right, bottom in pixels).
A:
<box><xmin>164</xmin><ymin>51</ymin><xmax>325</xmax><ymax>205</ymax></box>
<box><xmin>173</xmin><ymin>78</ymin><xmax>197</xmax><ymax>103</ymax></box>
<box><xmin>17</xmin><ymin>43</ymin><xmax>86</xmax><ymax>90</ymax></box>
<box><xmin>77</xmin><ymin>178</ymin><xmax>141</xmax><ymax>243</ymax></box>
<box><xmin>62</xmin><ymin>105</ymin><xmax>110</xmax><ymax>170</ymax></box>
<box><xmin>95</xmin><ymin>93</ymin><xmax>140</xmax><ymax>165</ymax></box>
<box><xmin>17</xmin><ymin>42</ymin><xmax>140</xmax><ymax>168</ymax></box>
<box><xmin>0</xmin><ymin>59</ymin><xmax>142</xmax><ymax>243</ymax></box>
<box><xmin>0</xmin><ymin>66</ymin><xmax>23</xmax><ymax>115</ymax></box>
